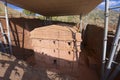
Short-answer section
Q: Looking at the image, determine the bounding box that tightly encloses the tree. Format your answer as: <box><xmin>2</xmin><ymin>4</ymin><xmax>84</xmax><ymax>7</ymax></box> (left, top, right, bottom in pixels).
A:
<box><xmin>23</xmin><ymin>9</ymin><xmax>36</xmax><ymax>16</ymax></box>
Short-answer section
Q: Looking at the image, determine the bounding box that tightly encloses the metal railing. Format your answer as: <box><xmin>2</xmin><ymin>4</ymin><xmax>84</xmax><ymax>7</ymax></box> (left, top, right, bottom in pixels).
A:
<box><xmin>0</xmin><ymin>0</ymin><xmax>12</xmax><ymax>54</ymax></box>
<box><xmin>101</xmin><ymin>0</ymin><xmax>120</xmax><ymax>80</ymax></box>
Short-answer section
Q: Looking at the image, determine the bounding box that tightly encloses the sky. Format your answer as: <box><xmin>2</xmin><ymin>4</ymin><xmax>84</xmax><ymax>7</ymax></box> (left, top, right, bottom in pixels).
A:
<box><xmin>7</xmin><ymin>0</ymin><xmax>120</xmax><ymax>13</ymax></box>
<box><xmin>8</xmin><ymin>4</ymin><xmax>23</xmax><ymax>12</ymax></box>
<box><xmin>98</xmin><ymin>0</ymin><xmax>120</xmax><ymax>10</ymax></box>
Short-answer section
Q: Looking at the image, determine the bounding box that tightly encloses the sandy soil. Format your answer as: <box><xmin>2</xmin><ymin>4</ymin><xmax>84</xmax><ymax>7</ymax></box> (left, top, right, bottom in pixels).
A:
<box><xmin>0</xmin><ymin>53</ymin><xmax>79</xmax><ymax>80</ymax></box>
<box><xmin>0</xmin><ymin>52</ymin><xmax>100</xmax><ymax>80</ymax></box>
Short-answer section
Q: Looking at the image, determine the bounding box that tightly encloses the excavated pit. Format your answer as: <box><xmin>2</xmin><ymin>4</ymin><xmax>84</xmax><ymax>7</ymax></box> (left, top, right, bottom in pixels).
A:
<box><xmin>0</xmin><ymin>18</ymin><xmax>119</xmax><ymax>80</ymax></box>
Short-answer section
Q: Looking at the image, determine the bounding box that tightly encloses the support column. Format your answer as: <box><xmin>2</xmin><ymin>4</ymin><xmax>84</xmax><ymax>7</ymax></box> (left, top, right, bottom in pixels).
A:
<box><xmin>79</xmin><ymin>14</ymin><xmax>82</xmax><ymax>33</ymax></box>
<box><xmin>105</xmin><ymin>14</ymin><xmax>120</xmax><ymax>79</ymax></box>
<box><xmin>108</xmin><ymin>64</ymin><xmax>120</xmax><ymax>80</ymax></box>
<box><xmin>101</xmin><ymin>0</ymin><xmax>109</xmax><ymax>80</ymax></box>
<box><xmin>4</xmin><ymin>0</ymin><xmax>12</xmax><ymax>54</ymax></box>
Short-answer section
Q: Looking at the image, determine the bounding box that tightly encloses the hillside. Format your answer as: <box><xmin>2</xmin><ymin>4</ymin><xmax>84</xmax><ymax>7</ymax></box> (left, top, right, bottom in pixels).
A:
<box><xmin>87</xmin><ymin>8</ymin><xmax>119</xmax><ymax>27</ymax></box>
<box><xmin>41</xmin><ymin>8</ymin><xmax>119</xmax><ymax>28</ymax></box>
<box><xmin>0</xmin><ymin>2</ymin><xmax>24</xmax><ymax>17</ymax></box>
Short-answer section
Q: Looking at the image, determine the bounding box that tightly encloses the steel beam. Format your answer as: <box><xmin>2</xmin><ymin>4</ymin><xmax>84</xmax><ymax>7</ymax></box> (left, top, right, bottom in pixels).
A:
<box><xmin>4</xmin><ymin>0</ymin><xmax>12</xmax><ymax>54</ymax></box>
<box><xmin>79</xmin><ymin>14</ymin><xmax>83</xmax><ymax>33</ymax></box>
<box><xmin>106</xmin><ymin>14</ymin><xmax>120</xmax><ymax>79</ymax></box>
<box><xmin>101</xmin><ymin>0</ymin><xmax>109</xmax><ymax>80</ymax></box>
<box><xmin>108</xmin><ymin>64</ymin><xmax>120</xmax><ymax>80</ymax></box>
<box><xmin>109</xmin><ymin>6</ymin><xmax>120</xmax><ymax>10</ymax></box>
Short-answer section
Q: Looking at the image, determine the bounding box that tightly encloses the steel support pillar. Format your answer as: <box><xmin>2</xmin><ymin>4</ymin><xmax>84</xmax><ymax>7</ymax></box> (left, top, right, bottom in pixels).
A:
<box><xmin>79</xmin><ymin>14</ymin><xmax>82</xmax><ymax>33</ymax></box>
<box><xmin>105</xmin><ymin>14</ymin><xmax>120</xmax><ymax>79</ymax></box>
<box><xmin>101</xmin><ymin>0</ymin><xmax>109</xmax><ymax>80</ymax></box>
<box><xmin>4</xmin><ymin>0</ymin><xmax>12</xmax><ymax>54</ymax></box>
<box><xmin>108</xmin><ymin>64</ymin><xmax>120</xmax><ymax>80</ymax></box>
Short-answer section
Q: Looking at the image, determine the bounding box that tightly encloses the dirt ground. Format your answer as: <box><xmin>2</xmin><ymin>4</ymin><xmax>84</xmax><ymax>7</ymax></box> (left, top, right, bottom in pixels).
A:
<box><xmin>0</xmin><ymin>53</ymin><xmax>79</xmax><ymax>80</ymax></box>
<box><xmin>0</xmin><ymin>51</ymin><xmax>100</xmax><ymax>80</ymax></box>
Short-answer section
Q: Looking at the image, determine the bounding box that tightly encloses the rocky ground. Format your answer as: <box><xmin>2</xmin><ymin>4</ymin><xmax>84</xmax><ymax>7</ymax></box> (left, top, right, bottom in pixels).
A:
<box><xmin>0</xmin><ymin>53</ymin><xmax>79</xmax><ymax>80</ymax></box>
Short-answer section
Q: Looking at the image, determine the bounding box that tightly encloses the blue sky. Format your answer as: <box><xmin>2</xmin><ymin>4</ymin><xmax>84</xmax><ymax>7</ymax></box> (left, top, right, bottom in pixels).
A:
<box><xmin>8</xmin><ymin>0</ymin><xmax>120</xmax><ymax>12</ymax></box>
<box><xmin>8</xmin><ymin>4</ymin><xmax>23</xmax><ymax>12</ymax></box>
<box><xmin>98</xmin><ymin>0</ymin><xmax>120</xmax><ymax>10</ymax></box>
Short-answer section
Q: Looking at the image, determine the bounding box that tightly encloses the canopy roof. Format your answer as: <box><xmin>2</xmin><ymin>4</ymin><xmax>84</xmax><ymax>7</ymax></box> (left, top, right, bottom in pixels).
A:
<box><xmin>6</xmin><ymin>0</ymin><xmax>102</xmax><ymax>16</ymax></box>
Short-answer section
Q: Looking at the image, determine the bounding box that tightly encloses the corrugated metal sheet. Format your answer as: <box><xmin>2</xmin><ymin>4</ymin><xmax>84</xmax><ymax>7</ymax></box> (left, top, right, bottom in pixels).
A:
<box><xmin>5</xmin><ymin>0</ymin><xmax>102</xmax><ymax>16</ymax></box>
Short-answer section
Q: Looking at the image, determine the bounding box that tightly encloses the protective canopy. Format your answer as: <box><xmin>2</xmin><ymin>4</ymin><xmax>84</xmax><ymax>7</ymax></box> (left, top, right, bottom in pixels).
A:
<box><xmin>6</xmin><ymin>0</ymin><xmax>102</xmax><ymax>16</ymax></box>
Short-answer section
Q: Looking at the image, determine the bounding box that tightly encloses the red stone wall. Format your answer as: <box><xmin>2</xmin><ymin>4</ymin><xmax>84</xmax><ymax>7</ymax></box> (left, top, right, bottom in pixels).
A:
<box><xmin>0</xmin><ymin>18</ymin><xmax>37</xmax><ymax>59</ymax></box>
<box><xmin>30</xmin><ymin>25</ymin><xmax>82</xmax><ymax>70</ymax></box>
<box><xmin>0</xmin><ymin>18</ymin><xmax>82</xmax><ymax>67</ymax></box>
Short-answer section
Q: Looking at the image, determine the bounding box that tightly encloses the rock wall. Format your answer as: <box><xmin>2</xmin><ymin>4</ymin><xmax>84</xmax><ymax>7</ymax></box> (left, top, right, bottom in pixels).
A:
<box><xmin>30</xmin><ymin>25</ymin><xmax>82</xmax><ymax>72</ymax></box>
<box><xmin>0</xmin><ymin>18</ymin><xmax>44</xmax><ymax>59</ymax></box>
<box><xmin>0</xmin><ymin>18</ymin><xmax>82</xmax><ymax>69</ymax></box>
<box><xmin>0</xmin><ymin>18</ymin><xmax>103</xmax><ymax>80</ymax></box>
<box><xmin>83</xmin><ymin>24</ymin><xmax>104</xmax><ymax>60</ymax></box>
